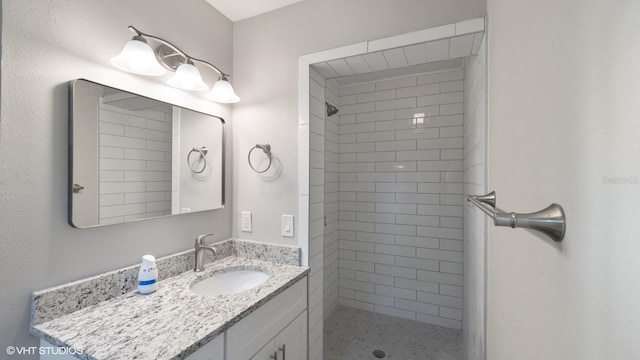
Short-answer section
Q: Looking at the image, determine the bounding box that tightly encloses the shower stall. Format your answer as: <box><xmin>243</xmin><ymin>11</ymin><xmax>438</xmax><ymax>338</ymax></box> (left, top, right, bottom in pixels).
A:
<box><xmin>300</xmin><ymin>18</ymin><xmax>488</xmax><ymax>360</ymax></box>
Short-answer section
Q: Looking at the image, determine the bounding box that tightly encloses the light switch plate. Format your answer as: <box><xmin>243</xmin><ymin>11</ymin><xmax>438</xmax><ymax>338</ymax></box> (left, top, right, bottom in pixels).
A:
<box><xmin>282</xmin><ymin>215</ymin><xmax>294</xmax><ymax>237</ymax></box>
<box><xmin>241</xmin><ymin>211</ymin><xmax>252</xmax><ymax>232</ymax></box>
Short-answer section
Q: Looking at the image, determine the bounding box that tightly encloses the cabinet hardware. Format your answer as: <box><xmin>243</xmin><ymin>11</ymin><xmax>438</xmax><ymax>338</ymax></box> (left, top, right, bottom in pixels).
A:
<box><xmin>278</xmin><ymin>344</ymin><xmax>286</xmax><ymax>360</ymax></box>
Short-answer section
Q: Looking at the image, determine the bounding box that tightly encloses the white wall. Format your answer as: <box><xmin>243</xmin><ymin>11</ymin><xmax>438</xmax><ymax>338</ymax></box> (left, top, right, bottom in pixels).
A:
<box><xmin>0</xmin><ymin>0</ymin><xmax>233</xmax><ymax>354</ymax></box>
<box><xmin>486</xmin><ymin>0</ymin><xmax>640</xmax><ymax>359</ymax></box>
<box><xmin>231</xmin><ymin>0</ymin><xmax>487</xmax><ymax>245</ymax></box>
<box><xmin>177</xmin><ymin>109</ymin><xmax>225</xmax><ymax>212</ymax></box>
<box><xmin>334</xmin><ymin>70</ymin><xmax>466</xmax><ymax>329</ymax></box>
<box><xmin>463</xmin><ymin>34</ymin><xmax>487</xmax><ymax>360</ymax></box>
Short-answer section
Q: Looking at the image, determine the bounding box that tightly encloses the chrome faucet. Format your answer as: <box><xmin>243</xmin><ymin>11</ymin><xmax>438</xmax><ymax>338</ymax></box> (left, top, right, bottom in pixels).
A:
<box><xmin>194</xmin><ymin>233</ymin><xmax>219</xmax><ymax>272</ymax></box>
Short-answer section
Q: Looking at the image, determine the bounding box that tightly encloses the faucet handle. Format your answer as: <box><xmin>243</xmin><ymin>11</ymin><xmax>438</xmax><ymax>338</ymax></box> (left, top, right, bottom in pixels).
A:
<box><xmin>196</xmin><ymin>233</ymin><xmax>215</xmax><ymax>246</ymax></box>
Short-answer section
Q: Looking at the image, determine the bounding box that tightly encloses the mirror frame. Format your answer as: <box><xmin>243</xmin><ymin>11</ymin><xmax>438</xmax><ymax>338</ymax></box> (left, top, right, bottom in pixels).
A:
<box><xmin>68</xmin><ymin>78</ymin><xmax>225</xmax><ymax>228</ymax></box>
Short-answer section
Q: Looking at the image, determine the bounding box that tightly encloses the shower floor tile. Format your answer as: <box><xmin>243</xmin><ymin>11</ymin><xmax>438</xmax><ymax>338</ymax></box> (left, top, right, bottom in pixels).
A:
<box><xmin>324</xmin><ymin>306</ymin><xmax>462</xmax><ymax>360</ymax></box>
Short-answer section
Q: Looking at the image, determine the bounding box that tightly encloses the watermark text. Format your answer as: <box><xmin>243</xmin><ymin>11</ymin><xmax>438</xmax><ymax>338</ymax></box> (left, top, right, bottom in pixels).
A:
<box><xmin>602</xmin><ymin>176</ymin><xmax>639</xmax><ymax>185</ymax></box>
<box><xmin>6</xmin><ymin>345</ymin><xmax>83</xmax><ymax>356</ymax></box>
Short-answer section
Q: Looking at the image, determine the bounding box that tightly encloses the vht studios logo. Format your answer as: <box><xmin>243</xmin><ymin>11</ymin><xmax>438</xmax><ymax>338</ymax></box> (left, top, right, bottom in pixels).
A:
<box><xmin>6</xmin><ymin>346</ymin><xmax>84</xmax><ymax>356</ymax></box>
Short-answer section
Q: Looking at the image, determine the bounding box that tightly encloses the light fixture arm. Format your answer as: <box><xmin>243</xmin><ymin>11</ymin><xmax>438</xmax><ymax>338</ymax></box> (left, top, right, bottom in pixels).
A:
<box><xmin>190</xmin><ymin>59</ymin><xmax>229</xmax><ymax>79</ymax></box>
<box><xmin>128</xmin><ymin>26</ymin><xmax>185</xmax><ymax>60</ymax></box>
<box><xmin>127</xmin><ymin>25</ymin><xmax>229</xmax><ymax>78</ymax></box>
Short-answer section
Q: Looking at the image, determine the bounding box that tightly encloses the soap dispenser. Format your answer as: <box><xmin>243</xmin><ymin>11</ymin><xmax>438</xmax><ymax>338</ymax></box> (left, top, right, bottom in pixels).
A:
<box><xmin>138</xmin><ymin>255</ymin><xmax>158</xmax><ymax>295</ymax></box>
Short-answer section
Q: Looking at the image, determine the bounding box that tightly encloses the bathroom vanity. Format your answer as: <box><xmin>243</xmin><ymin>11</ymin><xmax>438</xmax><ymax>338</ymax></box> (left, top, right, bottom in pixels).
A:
<box><xmin>46</xmin><ymin>81</ymin><xmax>309</xmax><ymax>359</ymax></box>
<box><xmin>141</xmin><ymin>275</ymin><xmax>307</xmax><ymax>360</ymax></box>
<box><xmin>30</xmin><ymin>239</ymin><xmax>309</xmax><ymax>360</ymax></box>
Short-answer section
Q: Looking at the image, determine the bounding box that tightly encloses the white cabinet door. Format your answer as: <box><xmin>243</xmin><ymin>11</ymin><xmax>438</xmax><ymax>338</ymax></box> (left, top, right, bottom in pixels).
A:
<box><xmin>227</xmin><ymin>277</ymin><xmax>307</xmax><ymax>360</ymax></box>
<box><xmin>274</xmin><ymin>310</ymin><xmax>308</xmax><ymax>360</ymax></box>
<box><xmin>251</xmin><ymin>311</ymin><xmax>308</xmax><ymax>360</ymax></box>
<box><xmin>186</xmin><ymin>334</ymin><xmax>224</xmax><ymax>360</ymax></box>
<box><xmin>250</xmin><ymin>340</ymin><xmax>276</xmax><ymax>360</ymax></box>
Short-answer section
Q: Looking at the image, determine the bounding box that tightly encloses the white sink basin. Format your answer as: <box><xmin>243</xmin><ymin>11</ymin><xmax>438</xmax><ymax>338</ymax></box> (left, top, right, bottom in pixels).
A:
<box><xmin>190</xmin><ymin>269</ymin><xmax>269</xmax><ymax>296</ymax></box>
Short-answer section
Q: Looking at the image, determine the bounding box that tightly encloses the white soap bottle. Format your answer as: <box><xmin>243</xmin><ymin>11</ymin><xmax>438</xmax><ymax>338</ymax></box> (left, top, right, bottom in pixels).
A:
<box><xmin>138</xmin><ymin>255</ymin><xmax>158</xmax><ymax>295</ymax></box>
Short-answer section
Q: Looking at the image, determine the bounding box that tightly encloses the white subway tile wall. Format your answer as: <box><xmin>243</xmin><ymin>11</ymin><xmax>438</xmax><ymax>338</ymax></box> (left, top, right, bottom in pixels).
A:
<box><xmin>324</xmin><ymin>78</ymin><xmax>341</xmax><ymax>322</ymax></box>
<box><xmin>309</xmin><ymin>68</ymin><xmax>325</xmax><ymax>360</ymax></box>
<box><xmin>335</xmin><ymin>68</ymin><xmax>465</xmax><ymax>329</ymax></box>
<box><xmin>463</xmin><ymin>35</ymin><xmax>487</xmax><ymax>360</ymax></box>
<box><xmin>98</xmin><ymin>101</ymin><xmax>172</xmax><ymax>224</ymax></box>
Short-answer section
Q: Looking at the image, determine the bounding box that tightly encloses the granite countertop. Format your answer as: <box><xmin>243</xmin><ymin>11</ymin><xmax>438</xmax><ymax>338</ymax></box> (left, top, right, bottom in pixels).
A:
<box><xmin>31</xmin><ymin>256</ymin><xmax>309</xmax><ymax>360</ymax></box>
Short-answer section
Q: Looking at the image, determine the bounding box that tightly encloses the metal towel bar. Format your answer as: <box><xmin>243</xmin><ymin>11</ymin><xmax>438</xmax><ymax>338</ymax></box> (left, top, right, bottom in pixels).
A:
<box><xmin>187</xmin><ymin>146</ymin><xmax>208</xmax><ymax>174</ymax></box>
<box><xmin>248</xmin><ymin>143</ymin><xmax>272</xmax><ymax>173</ymax></box>
<box><xmin>467</xmin><ymin>191</ymin><xmax>566</xmax><ymax>242</ymax></box>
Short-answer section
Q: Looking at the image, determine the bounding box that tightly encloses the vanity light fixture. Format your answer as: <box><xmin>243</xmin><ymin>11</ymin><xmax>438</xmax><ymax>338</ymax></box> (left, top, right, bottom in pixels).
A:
<box><xmin>167</xmin><ymin>62</ymin><xmax>209</xmax><ymax>91</ymax></box>
<box><xmin>111</xmin><ymin>36</ymin><xmax>166</xmax><ymax>76</ymax></box>
<box><xmin>111</xmin><ymin>26</ymin><xmax>240</xmax><ymax>103</ymax></box>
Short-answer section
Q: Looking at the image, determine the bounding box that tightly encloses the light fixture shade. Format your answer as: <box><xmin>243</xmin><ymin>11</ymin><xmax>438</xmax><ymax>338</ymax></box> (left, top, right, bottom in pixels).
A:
<box><xmin>111</xmin><ymin>39</ymin><xmax>166</xmax><ymax>76</ymax></box>
<box><xmin>167</xmin><ymin>63</ymin><xmax>209</xmax><ymax>91</ymax></box>
<box><xmin>207</xmin><ymin>78</ymin><xmax>240</xmax><ymax>103</ymax></box>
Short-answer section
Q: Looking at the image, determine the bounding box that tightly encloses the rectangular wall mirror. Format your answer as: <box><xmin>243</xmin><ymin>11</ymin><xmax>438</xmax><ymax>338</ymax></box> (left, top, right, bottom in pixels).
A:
<box><xmin>69</xmin><ymin>79</ymin><xmax>225</xmax><ymax>228</ymax></box>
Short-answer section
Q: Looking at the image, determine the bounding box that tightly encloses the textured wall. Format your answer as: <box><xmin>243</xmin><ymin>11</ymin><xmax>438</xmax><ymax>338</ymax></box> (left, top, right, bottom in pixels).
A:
<box><xmin>487</xmin><ymin>0</ymin><xmax>640</xmax><ymax>358</ymax></box>
<box><xmin>0</xmin><ymin>0</ymin><xmax>233</xmax><ymax>355</ymax></box>
<box><xmin>463</xmin><ymin>34</ymin><xmax>487</xmax><ymax>360</ymax></box>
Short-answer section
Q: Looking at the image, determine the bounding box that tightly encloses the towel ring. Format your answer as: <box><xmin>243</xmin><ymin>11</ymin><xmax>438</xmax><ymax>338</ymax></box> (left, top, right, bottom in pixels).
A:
<box><xmin>248</xmin><ymin>143</ymin><xmax>272</xmax><ymax>173</ymax></box>
<box><xmin>187</xmin><ymin>146</ymin><xmax>208</xmax><ymax>174</ymax></box>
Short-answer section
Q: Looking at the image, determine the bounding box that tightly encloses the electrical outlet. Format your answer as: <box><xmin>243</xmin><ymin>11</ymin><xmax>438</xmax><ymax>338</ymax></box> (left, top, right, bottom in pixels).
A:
<box><xmin>241</xmin><ymin>211</ymin><xmax>252</xmax><ymax>232</ymax></box>
<box><xmin>282</xmin><ymin>215</ymin><xmax>294</xmax><ymax>237</ymax></box>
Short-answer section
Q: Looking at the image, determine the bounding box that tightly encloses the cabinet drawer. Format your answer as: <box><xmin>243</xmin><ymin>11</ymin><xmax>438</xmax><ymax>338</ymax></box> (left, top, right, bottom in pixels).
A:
<box><xmin>227</xmin><ymin>277</ymin><xmax>307</xmax><ymax>360</ymax></box>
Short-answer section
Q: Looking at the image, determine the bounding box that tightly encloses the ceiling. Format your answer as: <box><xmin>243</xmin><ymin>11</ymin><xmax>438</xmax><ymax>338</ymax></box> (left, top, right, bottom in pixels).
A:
<box><xmin>312</xmin><ymin>32</ymin><xmax>483</xmax><ymax>86</ymax></box>
<box><xmin>205</xmin><ymin>0</ymin><xmax>305</xmax><ymax>22</ymax></box>
<box><xmin>332</xmin><ymin>59</ymin><xmax>464</xmax><ymax>86</ymax></box>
